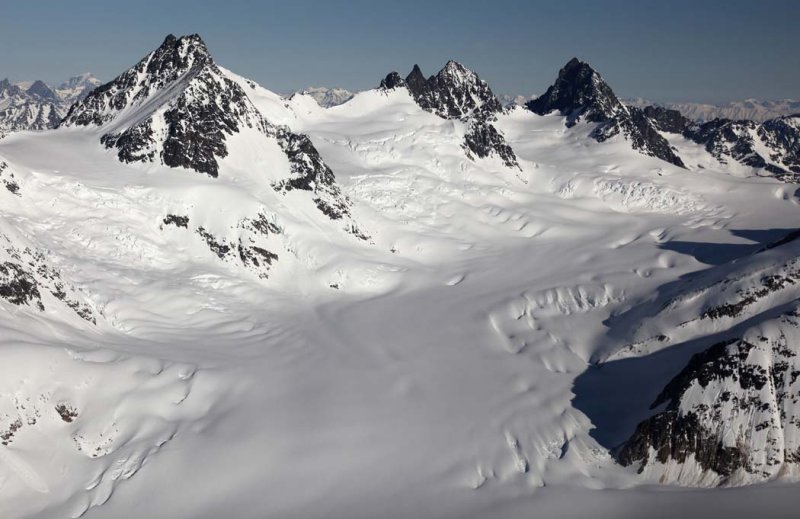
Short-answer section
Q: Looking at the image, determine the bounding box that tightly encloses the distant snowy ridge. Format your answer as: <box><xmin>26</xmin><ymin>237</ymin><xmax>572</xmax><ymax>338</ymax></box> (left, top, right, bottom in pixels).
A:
<box><xmin>625</xmin><ymin>97</ymin><xmax>800</xmax><ymax>123</ymax></box>
<box><xmin>294</xmin><ymin>86</ymin><xmax>355</xmax><ymax>107</ymax></box>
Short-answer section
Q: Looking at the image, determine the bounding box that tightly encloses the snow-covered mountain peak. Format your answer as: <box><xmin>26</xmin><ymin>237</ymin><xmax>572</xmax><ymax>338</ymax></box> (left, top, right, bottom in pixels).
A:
<box><xmin>56</xmin><ymin>34</ymin><xmax>358</xmax><ymax>232</ymax></box>
<box><xmin>60</xmin><ymin>33</ymin><xmax>273</xmax><ymax>177</ymax></box>
<box><xmin>147</xmin><ymin>33</ymin><xmax>212</xmax><ymax>76</ymax></box>
<box><xmin>55</xmin><ymin>72</ymin><xmax>102</xmax><ymax>104</ymax></box>
<box><xmin>438</xmin><ymin>60</ymin><xmax>475</xmax><ymax>83</ymax></box>
<box><xmin>62</xmin><ymin>33</ymin><xmax>219</xmax><ymax>129</ymax></box>
<box><xmin>0</xmin><ymin>78</ymin><xmax>23</xmax><ymax>97</ymax></box>
<box><xmin>26</xmin><ymin>80</ymin><xmax>57</xmax><ymax>102</ymax></box>
<box><xmin>0</xmin><ymin>78</ymin><xmax>62</xmax><ymax>137</ymax></box>
<box><xmin>58</xmin><ymin>72</ymin><xmax>100</xmax><ymax>90</ymax></box>
<box><xmin>424</xmin><ymin>61</ymin><xmax>501</xmax><ymax>120</ymax></box>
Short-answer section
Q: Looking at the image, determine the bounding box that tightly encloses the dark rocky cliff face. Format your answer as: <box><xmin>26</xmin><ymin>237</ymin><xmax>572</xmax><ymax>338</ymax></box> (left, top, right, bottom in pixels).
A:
<box><xmin>640</xmin><ymin>105</ymin><xmax>692</xmax><ymax>134</ymax></box>
<box><xmin>527</xmin><ymin>58</ymin><xmax>685</xmax><ymax>168</ymax></box>
<box><xmin>617</xmin><ymin>303</ymin><xmax>800</xmax><ymax>484</ymax></box>
<box><xmin>380</xmin><ymin>61</ymin><xmax>519</xmax><ymax>169</ymax></box>
<box><xmin>527</xmin><ymin>58</ymin><xmax>621</xmax><ymax>126</ymax></box>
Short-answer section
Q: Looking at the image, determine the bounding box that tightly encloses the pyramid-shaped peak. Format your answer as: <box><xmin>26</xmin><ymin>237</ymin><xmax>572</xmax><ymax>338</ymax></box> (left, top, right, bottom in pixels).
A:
<box><xmin>441</xmin><ymin>60</ymin><xmax>471</xmax><ymax>75</ymax></box>
<box><xmin>27</xmin><ymin>80</ymin><xmax>57</xmax><ymax>101</ymax></box>
<box><xmin>405</xmin><ymin>64</ymin><xmax>428</xmax><ymax>97</ymax></box>
<box><xmin>435</xmin><ymin>60</ymin><xmax>481</xmax><ymax>85</ymax></box>
<box><xmin>146</xmin><ymin>33</ymin><xmax>212</xmax><ymax>74</ymax></box>
<box><xmin>556</xmin><ymin>57</ymin><xmax>601</xmax><ymax>82</ymax></box>
<box><xmin>527</xmin><ymin>57</ymin><xmax>620</xmax><ymax>123</ymax></box>
<box><xmin>62</xmin><ymin>33</ymin><xmax>222</xmax><ymax>128</ymax></box>
<box><xmin>563</xmin><ymin>57</ymin><xmax>588</xmax><ymax>69</ymax></box>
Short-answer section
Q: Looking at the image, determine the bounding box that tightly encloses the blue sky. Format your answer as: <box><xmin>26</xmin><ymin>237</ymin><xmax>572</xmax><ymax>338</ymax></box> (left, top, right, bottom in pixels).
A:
<box><xmin>1</xmin><ymin>0</ymin><xmax>797</xmax><ymax>103</ymax></box>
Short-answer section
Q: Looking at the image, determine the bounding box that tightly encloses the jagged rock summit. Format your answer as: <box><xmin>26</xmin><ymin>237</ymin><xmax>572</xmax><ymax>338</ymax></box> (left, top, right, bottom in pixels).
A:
<box><xmin>60</xmin><ymin>34</ymin><xmax>352</xmax><ymax>221</ymax></box>
<box><xmin>380</xmin><ymin>61</ymin><xmax>519</xmax><ymax>168</ymax></box>
<box><xmin>683</xmin><ymin>115</ymin><xmax>800</xmax><ymax>180</ymax></box>
<box><xmin>382</xmin><ymin>60</ymin><xmax>502</xmax><ymax>120</ymax></box>
<box><xmin>528</xmin><ymin>58</ymin><xmax>685</xmax><ymax>168</ymax></box>
<box><xmin>527</xmin><ymin>58</ymin><xmax>621</xmax><ymax>126</ymax></box>
<box><xmin>62</xmin><ymin>34</ymin><xmax>264</xmax><ymax>177</ymax></box>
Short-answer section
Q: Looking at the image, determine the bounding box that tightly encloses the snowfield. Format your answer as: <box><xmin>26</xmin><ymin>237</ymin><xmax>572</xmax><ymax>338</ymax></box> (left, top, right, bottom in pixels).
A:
<box><xmin>1</xmin><ymin>36</ymin><xmax>800</xmax><ymax>519</ymax></box>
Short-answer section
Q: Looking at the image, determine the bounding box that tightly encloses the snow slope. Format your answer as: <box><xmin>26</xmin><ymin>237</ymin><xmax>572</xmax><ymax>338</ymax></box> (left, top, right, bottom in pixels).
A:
<box><xmin>1</xmin><ymin>34</ymin><xmax>800</xmax><ymax>518</ymax></box>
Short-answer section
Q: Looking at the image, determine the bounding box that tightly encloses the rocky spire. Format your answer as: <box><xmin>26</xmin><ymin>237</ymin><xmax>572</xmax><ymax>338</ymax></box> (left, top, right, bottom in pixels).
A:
<box><xmin>528</xmin><ymin>57</ymin><xmax>685</xmax><ymax>168</ymax></box>
<box><xmin>526</xmin><ymin>58</ymin><xmax>623</xmax><ymax>126</ymax></box>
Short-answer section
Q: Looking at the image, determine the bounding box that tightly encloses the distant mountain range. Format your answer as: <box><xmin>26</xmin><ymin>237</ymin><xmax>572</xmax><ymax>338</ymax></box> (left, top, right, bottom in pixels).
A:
<box><xmin>498</xmin><ymin>94</ymin><xmax>800</xmax><ymax>123</ymax></box>
<box><xmin>625</xmin><ymin>97</ymin><xmax>800</xmax><ymax>123</ymax></box>
<box><xmin>0</xmin><ymin>73</ymin><xmax>101</xmax><ymax>137</ymax></box>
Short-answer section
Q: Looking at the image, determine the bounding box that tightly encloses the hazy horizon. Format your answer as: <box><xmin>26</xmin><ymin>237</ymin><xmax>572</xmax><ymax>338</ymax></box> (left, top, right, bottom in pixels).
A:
<box><xmin>1</xmin><ymin>0</ymin><xmax>798</xmax><ymax>104</ymax></box>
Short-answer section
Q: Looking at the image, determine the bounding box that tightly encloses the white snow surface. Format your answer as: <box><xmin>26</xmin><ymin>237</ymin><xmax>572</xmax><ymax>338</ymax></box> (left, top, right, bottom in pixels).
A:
<box><xmin>0</xmin><ymin>64</ymin><xmax>799</xmax><ymax>519</ymax></box>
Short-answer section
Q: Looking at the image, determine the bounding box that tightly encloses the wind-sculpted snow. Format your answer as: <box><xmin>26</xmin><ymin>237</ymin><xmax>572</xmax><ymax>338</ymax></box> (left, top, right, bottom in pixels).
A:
<box><xmin>490</xmin><ymin>283</ymin><xmax>624</xmax><ymax>355</ymax></box>
<box><xmin>0</xmin><ymin>342</ymin><xmax>213</xmax><ymax>518</ymax></box>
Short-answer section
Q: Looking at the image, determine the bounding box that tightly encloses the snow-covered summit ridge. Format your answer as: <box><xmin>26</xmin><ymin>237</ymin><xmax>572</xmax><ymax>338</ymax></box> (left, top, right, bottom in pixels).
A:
<box><xmin>381</xmin><ymin>60</ymin><xmax>502</xmax><ymax>120</ymax></box>
<box><xmin>380</xmin><ymin>60</ymin><xmax>518</xmax><ymax>168</ymax></box>
<box><xmin>62</xmin><ymin>34</ymin><xmax>216</xmax><ymax>128</ymax></box>
<box><xmin>295</xmin><ymin>86</ymin><xmax>354</xmax><ymax>108</ymax></box>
